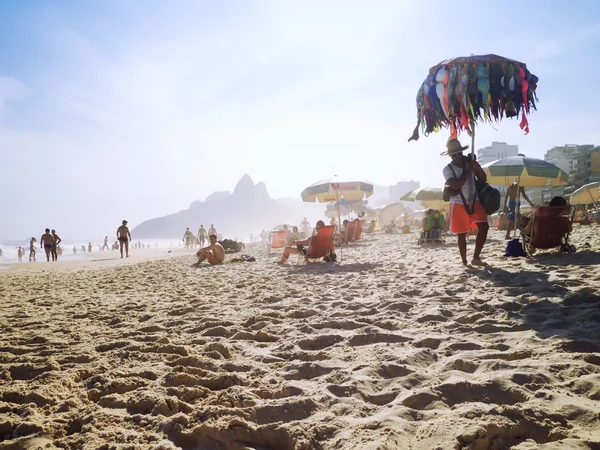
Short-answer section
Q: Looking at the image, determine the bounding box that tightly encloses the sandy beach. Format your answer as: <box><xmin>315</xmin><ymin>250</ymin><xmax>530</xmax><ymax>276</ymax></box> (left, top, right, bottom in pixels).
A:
<box><xmin>1</xmin><ymin>226</ymin><xmax>599</xmax><ymax>449</ymax></box>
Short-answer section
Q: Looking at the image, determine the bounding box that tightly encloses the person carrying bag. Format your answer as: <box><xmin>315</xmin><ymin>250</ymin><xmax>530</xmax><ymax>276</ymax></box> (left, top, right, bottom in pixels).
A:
<box><xmin>441</xmin><ymin>139</ymin><xmax>490</xmax><ymax>266</ymax></box>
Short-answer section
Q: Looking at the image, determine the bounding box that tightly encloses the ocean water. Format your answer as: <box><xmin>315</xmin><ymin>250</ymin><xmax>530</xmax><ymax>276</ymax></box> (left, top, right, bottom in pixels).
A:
<box><xmin>0</xmin><ymin>238</ymin><xmax>185</xmax><ymax>264</ymax></box>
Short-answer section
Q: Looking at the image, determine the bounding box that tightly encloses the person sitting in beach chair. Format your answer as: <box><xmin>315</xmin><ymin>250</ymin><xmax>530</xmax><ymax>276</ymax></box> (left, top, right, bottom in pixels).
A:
<box><xmin>277</xmin><ymin>221</ymin><xmax>336</xmax><ymax>264</ymax></box>
<box><xmin>521</xmin><ymin>196</ymin><xmax>575</xmax><ymax>255</ymax></box>
<box><xmin>192</xmin><ymin>234</ymin><xmax>225</xmax><ymax>266</ymax></box>
<box><xmin>418</xmin><ymin>209</ymin><xmax>445</xmax><ymax>244</ymax></box>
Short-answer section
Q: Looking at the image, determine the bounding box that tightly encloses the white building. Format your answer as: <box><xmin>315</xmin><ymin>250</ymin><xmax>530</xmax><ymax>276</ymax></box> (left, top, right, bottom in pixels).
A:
<box><xmin>477</xmin><ymin>142</ymin><xmax>519</xmax><ymax>165</ymax></box>
<box><xmin>544</xmin><ymin>144</ymin><xmax>595</xmax><ymax>174</ymax></box>
<box><xmin>389</xmin><ymin>180</ymin><xmax>420</xmax><ymax>204</ymax></box>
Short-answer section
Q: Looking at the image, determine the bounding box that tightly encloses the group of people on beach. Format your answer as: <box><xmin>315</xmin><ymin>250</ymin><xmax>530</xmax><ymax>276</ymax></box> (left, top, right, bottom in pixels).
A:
<box><xmin>31</xmin><ymin>229</ymin><xmax>63</xmax><ymax>262</ymax></box>
<box><xmin>183</xmin><ymin>224</ymin><xmax>218</xmax><ymax>249</ymax></box>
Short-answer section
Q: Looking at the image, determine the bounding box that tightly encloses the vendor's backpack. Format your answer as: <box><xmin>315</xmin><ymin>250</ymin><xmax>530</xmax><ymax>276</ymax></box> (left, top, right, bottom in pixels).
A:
<box><xmin>475</xmin><ymin>180</ymin><xmax>501</xmax><ymax>215</ymax></box>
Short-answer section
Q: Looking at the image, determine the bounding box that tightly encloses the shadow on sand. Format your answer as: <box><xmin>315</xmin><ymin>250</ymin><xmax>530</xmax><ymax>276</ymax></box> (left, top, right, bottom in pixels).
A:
<box><xmin>471</xmin><ymin>267</ymin><xmax>600</xmax><ymax>350</ymax></box>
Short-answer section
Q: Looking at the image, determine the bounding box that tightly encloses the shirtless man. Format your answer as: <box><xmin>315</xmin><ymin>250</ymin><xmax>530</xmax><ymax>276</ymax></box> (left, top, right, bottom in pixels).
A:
<box><xmin>116</xmin><ymin>220</ymin><xmax>132</xmax><ymax>258</ymax></box>
<box><xmin>102</xmin><ymin>236</ymin><xmax>110</xmax><ymax>251</ymax></box>
<box><xmin>18</xmin><ymin>247</ymin><xmax>23</xmax><ymax>262</ymax></box>
<box><xmin>192</xmin><ymin>234</ymin><xmax>224</xmax><ymax>266</ymax></box>
<box><xmin>51</xmin><ymin>229</ymin><xmax>62</xmax><ymax>261</ymax></box>
<box><xmin>183</xmin><ymin>227</ymin><xmax>192</xmax><ymax>249</ymax></box>
<box><xmin>503</xmin><ymin>181</ymin><xmax>534</xmax><ymax>239</ymax></box>
<box><xmin>197</xmin><ymin>225</ymin><xmax>206</xmax><ymax>247</ymax></box>
<box><xmin>40</xmin><ymin>229</ymin><xmax>54</xmax><ymax>262</ymax></box>
<box><xmin>208</xmin><ymin>224</ymin><xmax>217</xmax><ymax>238</ymax></box>
<box><xmin>300</xmin><ymin>217</ymin><xmax>311</xmax><ymax>237</ymax></box>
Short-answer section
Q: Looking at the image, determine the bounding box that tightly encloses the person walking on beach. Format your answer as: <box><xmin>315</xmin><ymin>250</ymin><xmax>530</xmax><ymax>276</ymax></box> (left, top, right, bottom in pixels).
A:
<box><xmin>503</xmin><ymin>181</ymin><xmax>534</xmax><ymax>239</ymax></box>
<box><xmin>442</xmin><ymin>139</ymin><xmax>489</xmax><ymax>266</ymax></box>
<box><xmin>192</xmin><ymin>233</ymin><xmax>224</xmax><ymax>266</ymax></box>
<box><xmin>29</xmin><ymin>238</ymin><xmax>38</xmax><ymax>262</ymax></box>
<box><xmin>183</xmin><ymin>227</ymin><xmax>192</xmax><ymax>249</ymax></box>
<box><xmin>40</xmin><ymin>229</ymin><xmax>54</xmax><ymax>262</ymax></box>
<box><xmin>51</xmin><ymin>229</ymin><xmax>62</xmax><ymax>261</ymax></box>
<box><xmin>197</xmin><ymin>225</ymin><xmax>206</xmax><ymax>247</ymax></box>
<box><xmin>18</xmin><ymin>247</ymin><xmax>23</xmax><ymax>262</ymax></box>
<box><xmin>300</xmin><ymin>217</ymin><xmax>311</xmax><ymax>237</ymax></box>
<box><xmin>208</xmin><ymin>224</ymin><xmax>217</xmax><ymax>238</ymax></box>
<box><xmin>102</xmin><ymin>236</ymin><xmax>110</xmax><ymax>251</ymax></box>
<box><xmin>117</xmin><ymin>220</ymin><xmax>132</xmax><ymax>258</ymax></box>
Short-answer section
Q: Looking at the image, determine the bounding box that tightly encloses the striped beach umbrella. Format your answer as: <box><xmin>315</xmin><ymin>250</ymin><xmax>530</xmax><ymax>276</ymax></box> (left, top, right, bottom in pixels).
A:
<box><xmin>569</xmin><ymin>182</ymin><xmax>600</xmax><ymax>207</ymax></box>
<box><xmin>482</xmin><ymin>156</ymin><xmax>569</xmax><ymax>187</ymax></box>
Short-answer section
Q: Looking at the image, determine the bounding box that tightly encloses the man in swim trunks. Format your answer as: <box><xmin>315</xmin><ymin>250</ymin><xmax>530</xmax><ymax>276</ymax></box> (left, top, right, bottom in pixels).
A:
<box><xmin>40</xmin><ymin>229</ymin><xmax>55</xmax><ymax>262</ymax></box>
<box><xmin>208</xmin><ymin>224</ymin><xmax>217</xmax><ymax>238</ymax></box>
<box><xmin>51</xmin><ymin>229</ymin><xmax>62</xmax><ymax>261</ymax></box>
<box><xmin>442</xmin><ymin>139</ymin><xmax>489</xmax><ymax>267</ymax></box>
<box><xmin>183</xmin><ymin>227</ymin><xmax>192</xmax><ymax>249</ymax></box>
<box><xmin>300</xmin><ymin>217</ymin><xmax>311</xmax><ymax>237</ymax></box>
<box><xmin>503</xmin><ymin>181</ymin><xmax>534</xmax><ymax>240</ymax></box>
<box><xmin>192</xmin><ymin>233</ymin><xmax>224</xmax><ymax>266</ymax></box>
<box><xmin>116</xmin><ymin>220</ymin><xmax>132</xmax><ymax>258</ymax></box>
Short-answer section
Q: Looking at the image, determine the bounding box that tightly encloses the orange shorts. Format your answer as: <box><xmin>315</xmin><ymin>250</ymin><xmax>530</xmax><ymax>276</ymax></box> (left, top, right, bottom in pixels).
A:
<box><xmin>207</xmin><ymin>253</ymin><xmax>221</xmax><ymax>265</ymax></box>
<box><xmin>449</xmin><ymin>201</ymin><xmax>488</xmax><ymax>234</ymax></box>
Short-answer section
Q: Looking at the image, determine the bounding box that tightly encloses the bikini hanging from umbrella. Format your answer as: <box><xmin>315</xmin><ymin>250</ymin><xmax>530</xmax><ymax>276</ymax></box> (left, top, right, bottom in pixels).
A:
<box><xmin>407</xmin><ymin>54</ymin><xmax>540</xmax><ymax>156</ymax></box>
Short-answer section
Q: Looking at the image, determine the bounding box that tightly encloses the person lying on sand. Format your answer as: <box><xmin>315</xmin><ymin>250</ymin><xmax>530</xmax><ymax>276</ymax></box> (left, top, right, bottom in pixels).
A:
<box><xmin>192</xmin><ymin>234</ymin><xmax>225</xmax><ymax>266</ymax></box>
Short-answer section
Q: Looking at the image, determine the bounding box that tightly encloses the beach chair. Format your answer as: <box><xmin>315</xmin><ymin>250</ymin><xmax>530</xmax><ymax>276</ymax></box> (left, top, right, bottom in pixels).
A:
<box><xmin>343</xmin><ymin>221</ymin><xmax>358</xmax><ymax>244</ymax></box>
<box><xmin>268</xmin><ymin>231</ymin><xmax>286</xmax><ymax>254</ymax></box>
<box><xmin>355</xmin><ymin>221</ymin><xmax>365</xmax><ymax>240</ymax></box>
<box><xmin>297</xmin><ymin>225</ymin><xmax>336</xmax><ymax>264</ymax></box>
<box><xmin>417</xmin><ymin>228</ymin><xmax>444</xmax><ymax>244</ymax></box>
<box><xmin>521</xmin><ymin>206</ymin><xmax>575</xmax><ymax>256</ymax></box>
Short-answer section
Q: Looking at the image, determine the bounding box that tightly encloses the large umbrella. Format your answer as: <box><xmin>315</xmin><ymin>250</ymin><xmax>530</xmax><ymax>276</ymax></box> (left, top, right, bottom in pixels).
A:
<box><xmin>400</xmin><ymin>187</ymin><xmax>444</xmax><ymax>202</ymax></box>
<box><xmin>482</xmin><ymin>156</ymin><xmax>569</xmax><ymax>187</ymax></box>
<box><xmin>301</xmin><ymin>177</ymin><xmax>374</xmax><ymax>262</ymax></box>
<box><xmin>408</xmin><ymin>54</ymin><xmax>539</xmax><ymax>157</ymax></box>
<box><xmin>482</xmin><ymin>156</ymin><xmax>569</xmax><ymax>237</ymax></box>
<box><xmin>378</xmin><ymin>202</ymin><xmax>404</xmax><ymax>226</ymax></box>
<box><xmin>569</xmin><ymin>182</ymin><xmax>600</xmax><ymax>207</ymax></box>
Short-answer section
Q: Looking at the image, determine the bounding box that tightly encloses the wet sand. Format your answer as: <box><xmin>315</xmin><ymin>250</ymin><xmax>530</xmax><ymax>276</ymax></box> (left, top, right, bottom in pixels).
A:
<box><xmin>1</xmin><ymin>226</ymin><xmax>599</xmax><ymax>449</ymax></box>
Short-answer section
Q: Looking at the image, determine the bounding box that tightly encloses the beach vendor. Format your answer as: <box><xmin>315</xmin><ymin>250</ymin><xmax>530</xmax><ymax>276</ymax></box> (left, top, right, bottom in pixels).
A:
<box><xmin>192</xmin><ymin>233</ymin><xmax>225</xmax><ymax>266</ymax></box>
<box><xmin>442</xmin><ymin>139</ymin><xmax>489</xmax><ymax>266</ymax></box>
<box><xmin>503</xmin><ymin>181</ymin><xmax>534</xmax><ymax>240</ymax></box>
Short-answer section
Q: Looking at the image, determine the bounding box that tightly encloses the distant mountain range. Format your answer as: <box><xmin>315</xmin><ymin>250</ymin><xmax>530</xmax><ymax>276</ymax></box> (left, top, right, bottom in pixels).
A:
<box><xmin>132</xmin><ymin>174</ymin><xmax>324</xmax><ymax>239</ymax></box>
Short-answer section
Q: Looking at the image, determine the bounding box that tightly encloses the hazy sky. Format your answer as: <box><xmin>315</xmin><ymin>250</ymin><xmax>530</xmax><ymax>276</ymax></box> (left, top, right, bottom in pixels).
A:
<box><xmin>1</xmin><ymin>0</ymin><xmax>599</xmax><ymax>239</ymax></box>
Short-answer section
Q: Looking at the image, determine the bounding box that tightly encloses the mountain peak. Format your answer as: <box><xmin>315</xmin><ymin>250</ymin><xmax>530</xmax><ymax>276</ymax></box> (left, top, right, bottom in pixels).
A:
<box><xmin>233</xmin><ymin>174</ymin><xmax>255</xmax><ymax>195</ymax></box>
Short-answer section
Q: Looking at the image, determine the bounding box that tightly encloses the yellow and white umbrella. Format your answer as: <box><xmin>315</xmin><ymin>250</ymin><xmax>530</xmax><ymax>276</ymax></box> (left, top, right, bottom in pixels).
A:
<box><xmin>569</xmin><ymin>182</ymin><xmax>600</xmax><ymax>207</ymax></box>
<box><xmin>301</xmin><ymin>177</ymin><xmax>374</xmax><ymax>262</ymax></box>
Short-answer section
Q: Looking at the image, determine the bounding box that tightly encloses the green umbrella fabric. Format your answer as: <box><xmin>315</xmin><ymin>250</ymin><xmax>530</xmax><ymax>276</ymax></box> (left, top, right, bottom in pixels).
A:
<box><xmin>482</xmin><ymin>156</ymin><xmax>569</xmax><ymax>187</ymax></box>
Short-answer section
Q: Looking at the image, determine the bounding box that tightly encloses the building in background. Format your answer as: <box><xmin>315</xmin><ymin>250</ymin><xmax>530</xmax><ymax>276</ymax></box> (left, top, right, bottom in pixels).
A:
<box><xmin>389</xmin><ymin>180</ymin><xmax>420</xmax><ymax>204</ymax></box>
<box><xmin>477</xmin><ymin>142</ymin><xmax>519</xmax><ymax>165</ymax></box>
<box><xmin>476</xmin><ymin>142</ymin><xmax>519</xmax><ymax>200</ymax></box>
<box><xmin>542</xmin><ymin>144</ymin><xmax>598</xmax><ymax>203</ymax></box>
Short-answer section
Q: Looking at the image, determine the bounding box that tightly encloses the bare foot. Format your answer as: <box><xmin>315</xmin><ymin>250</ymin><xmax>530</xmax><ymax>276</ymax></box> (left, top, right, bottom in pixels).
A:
<box><xmin>471</xmin><ymin>258</ymin><xmax>487</xmax><ymax>267</ymax></box>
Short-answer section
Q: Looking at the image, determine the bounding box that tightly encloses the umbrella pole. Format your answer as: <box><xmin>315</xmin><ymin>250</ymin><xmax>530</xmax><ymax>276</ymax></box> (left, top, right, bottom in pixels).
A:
<box><xmin>587</xmin><ymin>188</ymin><xmax>599</xmax><ymax>210</ymax></box>
<box><xmin>337</xmin><ymin>191</ymin><xmax>342</xmax><ymax>263</ymax></box>
<box><xmin>514</xmin><ymin>176</ymin><xmax>520</xmax><ymax>239</ymax></box>
<box><xmin>470</xmin><ymin>122</ymin><xmax>476</xmax><ymax>158</ymax></box>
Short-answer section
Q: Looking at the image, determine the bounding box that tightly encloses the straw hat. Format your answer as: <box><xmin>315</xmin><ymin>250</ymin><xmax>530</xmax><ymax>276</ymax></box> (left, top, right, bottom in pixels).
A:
<box><xmin>440</xmin><ymin>139</ymin><xmax>469</xmax><ymax>156</ymax></box>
